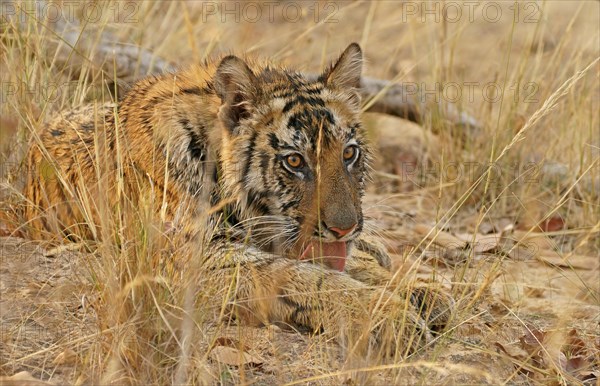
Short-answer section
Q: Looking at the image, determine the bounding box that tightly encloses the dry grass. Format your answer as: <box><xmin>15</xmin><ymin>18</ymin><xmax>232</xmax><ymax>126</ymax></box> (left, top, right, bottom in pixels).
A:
<box><xmin>0</xmin><ymin>1</ymin><xmax>598</xmax><ymax>385</ymax></box>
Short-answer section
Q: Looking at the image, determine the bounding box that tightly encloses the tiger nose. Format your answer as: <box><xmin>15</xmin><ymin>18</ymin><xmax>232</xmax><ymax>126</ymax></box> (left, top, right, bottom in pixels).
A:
<box><xmin>328</xmin><ymin>223</ymin><xmax>357</xmax><ymax>239</ymax></box>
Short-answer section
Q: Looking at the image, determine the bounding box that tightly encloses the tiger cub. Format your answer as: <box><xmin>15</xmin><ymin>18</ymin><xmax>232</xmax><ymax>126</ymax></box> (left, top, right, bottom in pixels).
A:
<box><xmin>22</xmin><ymin>43</ymin><xmax>452</xmax><ymax>355</ymax></box>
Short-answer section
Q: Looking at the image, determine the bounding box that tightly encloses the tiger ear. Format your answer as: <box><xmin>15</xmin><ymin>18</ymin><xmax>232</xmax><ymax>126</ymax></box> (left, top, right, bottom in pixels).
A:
<box><xmin>213</xmin><ymin>55</ymin><xmax>258</xmax><ymax>133</ymax></box>
<box><xmin>322</xmin><ymin>43</ymin><xmax>363</xmax><ymax>90</ymax></box>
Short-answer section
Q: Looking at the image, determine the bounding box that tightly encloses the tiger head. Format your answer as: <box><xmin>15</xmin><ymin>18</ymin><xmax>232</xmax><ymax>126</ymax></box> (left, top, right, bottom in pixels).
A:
<box><xmin>214</xmin><ymin>43</ymin><xmax>371</xmax><ymax>271</ymax></box>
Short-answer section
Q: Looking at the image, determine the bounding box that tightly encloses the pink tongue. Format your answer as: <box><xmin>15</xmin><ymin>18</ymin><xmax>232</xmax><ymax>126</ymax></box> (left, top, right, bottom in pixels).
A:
<box><xmin>300</xmin><ymin>241</ymin><xmax>347</xmax><ymax>272</ymax></box>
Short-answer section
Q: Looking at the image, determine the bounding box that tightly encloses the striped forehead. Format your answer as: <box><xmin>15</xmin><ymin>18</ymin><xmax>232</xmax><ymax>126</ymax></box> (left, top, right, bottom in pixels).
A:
<box><xmin>276</xmin><ymin>105</ymin><xmax>353</xmax><ymax>150</ymax></box>
<box><xmin>262</xmin><ymin>75</ymin><xmax>358</xmax><ymax>149</ymax></box>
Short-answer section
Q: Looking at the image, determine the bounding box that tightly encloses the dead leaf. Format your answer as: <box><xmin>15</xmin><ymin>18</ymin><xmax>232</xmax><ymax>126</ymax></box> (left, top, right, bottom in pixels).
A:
<box><xmin>494</xmin><ymin>326</ymin><xmax>551</xmax><ymax>380</ymax></box>
<box><xmin>209</xmin><ymin>346</ymin><xmax>263</xmax><ymax>368</ymax></box>
<box><xmin>494</xmin><ymin>342</ymin><xmax>537</xmax><ymax>377</ymax></box>
<box><xmin>513</xmin><ymin>230</ymin><xmax>558</xmax><ymax>253</ymax></box>
<box><xmin>53</xmin><ymin>348</ymin><xmax>77</xmax><ymax>365</ymax></box>
<box><xmin>540</xmin><ymin>215</ymin><xmax>565</xmax><ymax>232</ymax></box>
<box><xmin>518</xmin><ymin>209</ymin><xmax>566</xmax><ymax>233</ymax></box>
<box><xmin>520</xmin><ymin>326</ymin><xmax>547</xmax><ymax>353</ymax></box>
<box><xmin>579</xmin><ymin>371</ymin><xmax>599</xmax><ymax>383</ymax></box>
<box><xmin>494</xmin><ymin>341</ymin><xmax>528</xmax><ymax>360</ymax></box>
<box><xmin>44</xmin><ymin>242</ymin><xmax>83</xmax><ymax>258</ymax></box>
<box><xmin>498</xmin><ymin>219</ymin><xmax>516</xmax><ymax>234</ymax></box>
<box><xmin>536</xmin><ymin>254</ymin><xmax>597</xmax><ymax>270</ymax></box>
<box><xmin>557</xmin><ymin>351</ymin><xmax>568</xmax><ymax>372</ymax></box>
<box><xmin>559</xmin><ymin>329</ymin><xmax>598</xmax><ymax>380</ymax></box>
<box><xmin>439</xmin><ymin>247</ymin><xmax>472</xmax><ymax>266</ymax></box>
<box><xmin>478</xmin><ymin>222</ymin><xmax>496</xmax><ymax>235</ymax></box>
<box><xmin>455</xmin><ymin>233</ymin><xmax>501</xmax><ymax>253</ymax></box>
<box><xmin>212</xmin><ymin>337</ymin><xmax>250</xmax><ymax>352</ymax></box>
<box><xmin>414</xmin><ymin>224</ymin><xmax>466</xmax><ymax>250</ymax></box>
<box><xmin>520</xmin><ymin>327</ymin><xmax>547</xmax><ymax>368</ymax></box>
<box><xmin>565</xmin><ymin>355</ymin><xmax>588</xmax><ymax>374</ymax></box>
<box><xmin>507</xmin><ymin>243</ymin><xmax>538</xmax><ymax>261</ymax></box>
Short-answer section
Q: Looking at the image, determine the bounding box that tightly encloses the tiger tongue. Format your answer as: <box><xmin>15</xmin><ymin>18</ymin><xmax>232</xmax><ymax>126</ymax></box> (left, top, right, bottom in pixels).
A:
<box><xmin>299</xmin><ymin>241</ymin><xmax>347</xmax><ymax>272</ymax></box>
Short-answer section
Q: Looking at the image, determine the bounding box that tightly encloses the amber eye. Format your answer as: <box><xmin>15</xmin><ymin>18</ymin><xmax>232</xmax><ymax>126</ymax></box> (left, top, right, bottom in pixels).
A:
<box><xmin>343</xmin><ymin>146</ymin><xmax>358</xmax><ymax>163</ymax></box>
<box><xmin>285</xmin><ymin>153</ymin><xmax>304</xmax><ymax>169</ymax></box>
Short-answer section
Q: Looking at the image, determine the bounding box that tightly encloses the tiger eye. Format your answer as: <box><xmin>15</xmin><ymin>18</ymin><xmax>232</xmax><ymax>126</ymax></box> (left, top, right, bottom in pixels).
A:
<box><xmin>286</xmin><ymin>154</ymin><xmax>304</xmax><ymax>169</ymax></box>
<box><xmin>343</xmin><ymin>146</ymin><xmax>356</xmax><ymax>161</ymax></box>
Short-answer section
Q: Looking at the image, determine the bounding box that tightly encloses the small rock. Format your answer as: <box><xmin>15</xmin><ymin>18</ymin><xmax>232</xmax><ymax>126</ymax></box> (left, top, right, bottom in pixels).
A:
<box><xmin>362</xmin><ymin>112</ymin><xmax>440</xmax><ymax>192</ymax></box>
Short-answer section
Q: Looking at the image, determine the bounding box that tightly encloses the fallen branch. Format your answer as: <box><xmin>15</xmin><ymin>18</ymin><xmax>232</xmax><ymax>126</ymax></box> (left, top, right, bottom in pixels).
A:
<box><xmin>359</xmin><ymin>75</ymin><xmax>480</xmax><ymax>127</ymax></box>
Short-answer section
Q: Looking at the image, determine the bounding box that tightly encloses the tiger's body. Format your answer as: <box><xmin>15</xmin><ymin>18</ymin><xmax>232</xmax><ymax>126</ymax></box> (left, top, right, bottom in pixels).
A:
<box><xmin>21</xmin><ymin>44</ymin><xmax>451</xmax><ymax>356</ymax></box>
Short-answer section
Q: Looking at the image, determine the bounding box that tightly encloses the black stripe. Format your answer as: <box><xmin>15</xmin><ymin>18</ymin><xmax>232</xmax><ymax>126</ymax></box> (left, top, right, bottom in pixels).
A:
<box><xmin>81</xmin><ymin>122</ymin><xmax>94</xmax><ymax>132</ymax></box>
<box><xmin>282</xmin><ymin>95</ymin><xmax>325</xmax><ymax>113</ymax></box>
<box><xmin>288</xmin><ymin>109</ymin><xmax>335</xmax><ymax>133</ymax></box>
<box><xmin>275</xmin><ymin>173</ymin><xmax>287</xmax><ymax>191</ymax></box>
<box><xmin>316</xmin><ymin>276</ymin><xmax>324</xmax><ymax>292</ymax></box>
<box><xmin>268</xmin><ymin>133</ymin><xmax>280</xmax><ymax>150</ymax></box>
<box><xmin>247</xmin><ymin>189</ymin><xmax>271</xmax><ymax>215</ymax></box>
<box><xmin>179</xmin><ymin>118</ymin><xmax>206</xmax><ymax>160</ymax></box>
<box><xmin>348</xmin><ymin>122</ymin><xmax>360</xmax><ymax>138</ymax></box>
<box><xmin>273</xmin><ymin>91</ymin><xmax>296</xmax><ymax>99</ymax></box>
<box><xmin>278</xmin><ymin>293</ymin><xmax>312</xmax><ymax>327</ymax></box>
<box><xmin>281</xmin><ymin>198</ymin><xmax>300</xmax><ymax>212</ymax></box>
<box><xmin>260</xmin><ymin>153</ymin><xmax>270</xmax><ymax>186</ymax></box>
<box><xmin>287</xmin><ymin>112</ymin><xmax>304</xmax><ymax>131</ymax></box>
<box><xmin>181</xmin><ymin>86</ymin><xmax>202</xmax><ymax>95</ymax></box>
<box><xmin>242</xmin><ymin>131</ymin><xmax>258</xmax><ymax>185</ymax></box>
<box><xmin>282</xmin><ymin>99</ymin><xmax>298</xmax><ymax>113</ymax></box>
<box><xmin>319</xmin><ymin>109</ymin><xmax>335</xmax><ymax>125</ymax></box>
